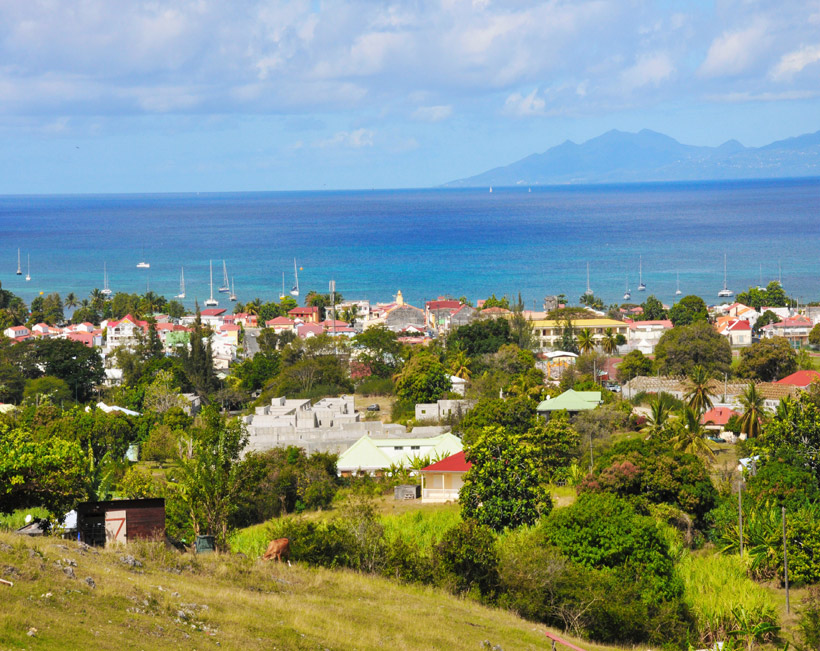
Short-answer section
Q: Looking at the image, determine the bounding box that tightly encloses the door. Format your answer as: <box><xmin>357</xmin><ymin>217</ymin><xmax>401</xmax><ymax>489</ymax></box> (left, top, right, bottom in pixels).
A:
<box><xmin>105</xmin><ymin>509</ymin><xmax>127</xmax><ymax>547</ymax></box>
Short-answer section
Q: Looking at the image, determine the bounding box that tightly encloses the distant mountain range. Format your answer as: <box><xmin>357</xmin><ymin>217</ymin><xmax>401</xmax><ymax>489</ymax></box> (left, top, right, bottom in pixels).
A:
<box><xmin>444</xmin><ymin>128</ymin><xmax>820</xmax><ymax>187</ymax></box>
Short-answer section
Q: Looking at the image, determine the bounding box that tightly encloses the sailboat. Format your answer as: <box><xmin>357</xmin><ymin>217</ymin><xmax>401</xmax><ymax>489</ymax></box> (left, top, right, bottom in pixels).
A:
<box><xmin>25</xmin><ymin>255</ymin><xmax>31</xmax><ymax>282</ymax></box>
<box><xmin>623</xmin><ymin>275</ymin><xmax>631</xmax><ymax>301</ymax></box>
<box><xmin>136</xmin><ymin>248</ymin><xmax>150</xmax><ymax>269</ymax></box>
<box><xmin>101</xmin><ymin>262</ymin><xmax>112</xmax><ymax>296</ymax></box>
<box><xmin>290</xmin><ymin>259</ymin><xmax>300</xmax><ymax>297</ymax></box>
<box><xmin>756</xmin><ymin>264</ymin><xmax>765</xmax><ymax>291</ymax></box>
<box><xmin>219</xmin><ymin>260</ymin><xmax>230</xmax><ymax>293</ymax></box>
<box><xmin>279</xmin><ymin>272</ymin><xmax>287</xmax><ymax>301</ymax></box>
<box><xmin>718</xmin><ymin>253</ymin><xmax>734</xmax><ymax>298</ymax></box>
<box><xmin>675</xmin><ymin>272</ymin><xmax>681</xmax><ymax>296</ymax></box>
<box><xmin>204</xmin><ymin>260</ymin><xmax>219</xmax><ymax>306</ymax></box>
<box><xmin>176</xmin><ymin>267</ymin><xmax>186</xmax><ymax>299</ymax></box>
<box><xmin>230</xmin><ymin>277</ymin><xmax>237</xmax><ymax>302</ymax></box>
<box><xmin>16</xmin><ymin>248</ymin><xmax>21</xmax><ymax>275</ymax></box>
<box><xmin>637</xmin><ymin>255</ymin><xmax>646</xmax><ymax>291</ymax></box>
<box><xmin>584</xmin><ymin>262</ymin><xmax>593</xmax><ymax>296</ymax></box>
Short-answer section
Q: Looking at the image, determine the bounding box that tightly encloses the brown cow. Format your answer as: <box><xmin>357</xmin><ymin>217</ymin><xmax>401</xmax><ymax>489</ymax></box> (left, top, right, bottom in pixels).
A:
<box><xmin>262</xmin><ymin>538</ymin><xmax>291</xmax><ymax>565</ymax></box>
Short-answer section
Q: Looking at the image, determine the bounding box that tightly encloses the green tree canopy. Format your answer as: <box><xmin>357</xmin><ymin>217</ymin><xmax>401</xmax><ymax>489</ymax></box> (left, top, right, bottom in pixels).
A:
<box><xmin>393</xmin><ymin>351</ymin><xmax>451</xmax><ymax>404</ymax></box>
<box><xmin>481</xmin><ymin>294</ymin><xmax>510</xmax><ymax>310</ymax></box>
<box><xmin>448</xmin><ymin>317</ymin><xmax>513</xmax><ymax>357</ymax></box>
<box><xmin>640</xmin><ymin>295</ymin><xmax>667</xmax><ymax>321</ymax></box>
<box><xmin>352</xmin><ymin>325</ymin><xmax>403</xmax><ymax>378</ymax></box>
<box><xmin>737</xmin><ymin>281</ymin><xmax>791</xmax><ymax>309</ymax></box>
<box><xmin>667</xmin><ymin>295</ymin><xmax>708</xmax><ymax>326</ymax></box>
<box><xmin>654</xmin><ymin>321</ymin><xmax>731</xmax><ymax>377</ymax></box>
<box><xmin>616</xmin><ymin>349</ymin><xmax>654</xmax><ymax>382</ymax></box>
<box><xmin>737</xmin><ymin>336</ymin><xmax>797</xmax><ymax>382</ymax></box>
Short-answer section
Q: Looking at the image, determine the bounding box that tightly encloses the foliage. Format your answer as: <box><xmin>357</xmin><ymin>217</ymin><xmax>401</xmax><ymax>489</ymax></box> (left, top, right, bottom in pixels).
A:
<box><xmin>27</xmin><ymin>338</ymin><xmax>104</xmax><ymax>402</ymax></box>
<box><xmin>460</xmin><ymin>425</ymin><xmax>553</xmax><ymax>531</ymax></box>
<box><xmin>745</xmin><ymin>452</ymin><xmax>820</xmax><ymax>511</ymax></box>
<box><xmin>557</xmin><ymin>319</ymin><xmax>579</xmax><ymax>354</ymax></box>
<box><xmin>352</xmin><ymin>325</ymin><xmax>403</xmax><ymax>378</ymax></box>
<box><xmin>810</xmin><ymin>323</ymin><xmax>820</xmax><ymax>347</ymax></box>
<box><xmin>578</xmin><ymin>293</ymin><xmax>604</xmax><ymax>310</ymax></box>
<box><xmin>436</xmin><ymin>519</ymin><xmax>499</xmax><ymax>598</ymax></box>
<box><xmin>0</xmin><ymin>426</ymin><xmax>88</xmax><ymax>517</ymax></box>
<box><xmin>654</xmin><ymin>321</ymin><xmax>732</xmax><ymax>377</ymax></box>
<box><xmin>231</xmin><ymin>352</ymin><xmax>281</xmax><ymax>392</ymax></box>
<box><xmin>527</xmin><ymin>414</ymin><xmax>581</xmax><ymax>483</ymax></box>
<box><xmin>738</xmin><ymin>382</ymin><xmax>766</xmax><ymax>438</ymax></box>
<box><xmin>141</xmin><ymin>424</ymin><xmax>181</xmax><ymax>463</ymax></box>
<box><xmin>458</xmin><ymin>395</ymin><xmax>537</xmax><ymax>445</ymax></box>
<box><xmin>481</xmin><ymin>294</ymin><xmax>510</xmax><ymax>310</ymax></box>
<box><xmin>798</xmin><ymin>586</ymin><xmax>820</xmax><ymax>649</ymax></box>
<box><xmin>580</xmin><ymin>438</ymin><xmax>718</xmax><ymax>524</ymax></box>
<box><xmin>142</xmin><ymin>369</ymin><xmax>188</xmax><ymax>414</ymax></box>
<box><xmin>28</xmin><ymin>292</ymin><xmax>64</xmax><ymax>325</ymax></box>
<box><xmin>174</xmin><ymin>408</ymin><xmax>248</xmax><ymax>549</ymax></box>
<box><xmin>393</xmin><ymin>351</ymin><xmax>451</xmax><ymax>404</ymax></box>
<box><xmin>685</xmin><ymin>364</ymin><xmax>715</xmax><ymax>414</ymax></box>
<box><xmin>117</xmin><ymin>465</ymin><xmax>160</xmax><ymax>499</ymax></box>
<box><xmin>448</xmin><ymin>317</ymin><xmax>513</xmax><ymax>357</ymax></box>
<box><xmin>23</xmin><ymin>376</ymin><xmax>72</xmax><ymax>405</ymax></box>
<box><xmin>617</xmin><ymin>349</ymin><xmax>654</xmax><ymax>381</ymax></box>
<box><xmin>754</xmin><ymin>309</ymin><xmax>780</xmax><ymax>335</ymax></box>
<box><xmin>668</xmin><ymin>406</ymin><xmax>716</xmax><ymax>462</ymax></box>
<box><xmin>737</xmin><ymin>281</ymin><xmax>791</xmax><ymax>310</ymax></box>
<box><xmin>640</xmin><ymin>295</ymin><xmax>667</xmax><ymax>321</ymax></box>
<box><xmin>509</xmin><ymin>293</ymin><xmax>535</xmax><ymax>350</ymax></box>
<box><xmin>756</xmin><ymin>394</ymin><xmax>820</xmax><ymax>482</ymax></box>
<box><xmin>668</xmin><ymin>294</ymin><xmax>708</xmax><ymax>327</ymax></box>
<box><xmin>641</xmin><ymin>393</ymin><xmax>674</xmax><ymax>438</ymax></box>
<box><xmin>737</xmin><ymin>337</ymin><xmax>798</xmax><ymax>382</ymax></box>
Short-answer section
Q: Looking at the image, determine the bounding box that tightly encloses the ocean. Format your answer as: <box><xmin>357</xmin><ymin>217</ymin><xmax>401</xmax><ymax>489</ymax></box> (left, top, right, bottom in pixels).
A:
<box><xmin>1</xmin><ymin>178</ymin><xmax>819</xmax><ymax>312</ymax></box>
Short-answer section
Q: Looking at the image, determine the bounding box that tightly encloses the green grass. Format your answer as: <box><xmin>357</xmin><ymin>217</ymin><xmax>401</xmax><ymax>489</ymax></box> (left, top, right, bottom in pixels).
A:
<box><xmin>0</xmin><ymin>507</ymin><xmax>50</xmax><ymax>532</ymax></box>
<box><xmin>0</xmin><ymin>531</ymin><xmax>620</xmax><ymax>650</ymax></box>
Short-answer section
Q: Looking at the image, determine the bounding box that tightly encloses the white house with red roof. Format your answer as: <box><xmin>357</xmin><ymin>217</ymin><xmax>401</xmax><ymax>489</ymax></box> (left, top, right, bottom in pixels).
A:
<box><xmin>103</xmin><ymin>314</ymin><xmax>149</xmax><ymax>350</ymax></box>
<box><xmin>623</xmin><ymin>319</ymin><xmax>673</xmax><ymax>355</ymax></box>
<box><xmin>716</xmin><ymin>318</ymin><xmax>752</xmax><ymax>347</ymax></box>
<box><xmin>320</xmin><ymin>319</ymin><xmax>356</xmax><ymax>337</ymax></box>
<box><xmin>265</xmin><ymin>316</ymin><xmax>296</xmax><ymax>333</ymax></box>
<box><xmin>296</xmin><ymin>322</ymin><xmax>324</xmax><ymax>339</ymax></box>
<box><xmin>761</xmin><ymin>315</ymin><xmax>812</xmax><ymax>346</ymax></box>
<box><xmin>227</xmin><ymin>312</ymin><xmax>258</xmax><ymax>328</ymax></box>
<box><xmin>3</xmin><ymin>325</ymin><xmax>31</xmax><ymax>341</ymax></box>
<box><xmin>420</xmin><ymin>451</ymin><xmax>471</xmax><ymax>503</ymax></box>
<box><xmin>700</xmin><ymin>406</ymin><xmax>741</xmax><ymax>441</ymax></box>
<box><xmin>66</xmin><ymin>330</ymin><xmax>102</xmax><ymax>348</ymax></box>
<box><xmin>776</xmin><ymin>370</ymin><xmax>820</xmax><ymax>389</ymax></box>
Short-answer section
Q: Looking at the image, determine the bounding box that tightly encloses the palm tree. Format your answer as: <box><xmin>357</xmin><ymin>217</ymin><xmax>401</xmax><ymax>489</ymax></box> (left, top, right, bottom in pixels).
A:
<box><xmin>449</xmin><ymin>349</ymin><xmax>472</xmax><ymax>380</ymax></box>
<box><xmin>669</xmin><ymin>406</ymin><xmax>716</xmax><ymax>461</ymax></box>
<box><xmin>774</xmin><ymin>395</ymin><xmax>797</xmax><ymax>422</ymax></box>
<box><xmin>685</xmin><ymin>365</ymin><xmax>714</xmax><ymax>415</ymax></box>
<box><xmin>577</xmin><ymin>328</ymin><xmax>594</xmax><ymax>355</ymax></box>
<box><xmin>601</xmin><ymin>328</ymin><xmax>616</xmax><ymax>355</ymax></box>
<box><xmin>89</xmin><ymin>288</ymin><xmax>105</xmax><ymax>311</ymax></box>
<box><xmin>245</xmin><ymin>298</ymin><xmax>262</xmax><ymax>316</ymax></box>
<box><xmin>65</xmin><ymin>292</ymin><xmax>78</xmax><ymax>309</ymax></box>
<box><xmin>641</xmin><ymin>393</ymin><xmax>673</xmax><ymax>439</ymax></box>
<box><xmin>739</xmin><ymin>382</ymin><xmax>765</xmax><ymax>439</ymax></box>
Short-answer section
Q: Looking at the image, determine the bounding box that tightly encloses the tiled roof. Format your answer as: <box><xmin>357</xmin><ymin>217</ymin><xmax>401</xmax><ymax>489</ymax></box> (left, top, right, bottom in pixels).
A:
<box><xmin>701</xmin><ymin>407</ymin><xmax>740</xmax><ymax>426</ymax></box>
<box><xmin>757</xmin><ymin>382</ymin><xmax>802</xmax><ymax>401</ymax></box>
<box><xmin>421</xmin><ymin>451</ymin><xmax>471</xmax><ymax>473</ymax></box>
<box><xmin>200</xmin><ymin>308</ymin><xmax>227</xmax><ymax>317</ymax></box>
<box><xmin>776</xmin><ymin>370</ymin><xmax>820</xmax><ymax>387</ymax></box>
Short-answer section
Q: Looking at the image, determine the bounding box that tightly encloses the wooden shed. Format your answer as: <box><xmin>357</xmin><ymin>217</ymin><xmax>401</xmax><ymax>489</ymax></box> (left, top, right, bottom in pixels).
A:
<box><xmin>77</xmin><ymin>498</ymin><xmax>165</xmax><ymax>547</ymax></box>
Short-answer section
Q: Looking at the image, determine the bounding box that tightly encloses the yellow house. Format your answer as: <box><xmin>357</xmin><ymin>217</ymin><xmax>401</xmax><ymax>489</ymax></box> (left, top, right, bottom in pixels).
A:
<box><xmin>530</xmin><ymin>317</ymin><xmax>628</xmax><ymax>351</ymax></box>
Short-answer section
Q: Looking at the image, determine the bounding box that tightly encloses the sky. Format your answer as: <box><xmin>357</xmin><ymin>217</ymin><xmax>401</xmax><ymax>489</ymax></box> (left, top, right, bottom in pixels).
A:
<box><xmin>1</xmin><ymin>0</ymin><xmax>820</xmax><ymax>193</ymax></box>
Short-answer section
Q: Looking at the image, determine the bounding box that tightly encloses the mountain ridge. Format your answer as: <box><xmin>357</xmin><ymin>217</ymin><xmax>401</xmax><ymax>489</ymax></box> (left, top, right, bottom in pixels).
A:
<box><xmin>444</xmin><ymin>128</ymin><xmax>820</xmax><ymax>187</ymax></box>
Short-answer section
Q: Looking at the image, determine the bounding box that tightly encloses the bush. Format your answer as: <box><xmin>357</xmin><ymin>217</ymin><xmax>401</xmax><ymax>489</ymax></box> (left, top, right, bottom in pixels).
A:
<box><xmin>436</xmin><ymin>519</ymin><xmax>499</xmax><ymax>598</ymax></box>
<box><xmin>141</xmin><ymin>425</ymin><xmax>179</xmax><ymax>463</ymax></box>
<box><xmin>746</xmin><ymin>454</ymin><xmax>820</xmax><ymax>511</ymax></box>
<box><xmin>356</xmin><ymin>376</ymin><xmax>394</xmax><ymax>396</ymax></box>
<box><xmin>799</xmin><ymin>586</ymin><xmax>820</xmax><ymax>649</ymax></box>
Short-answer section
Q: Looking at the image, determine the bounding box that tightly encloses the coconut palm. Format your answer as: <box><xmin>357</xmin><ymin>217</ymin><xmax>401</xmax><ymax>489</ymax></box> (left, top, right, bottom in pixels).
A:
<box><xmin>601</xmin><ymin>328</ymin><xmax>616</xmax><ymax>355</ymax></box>
<box><xmin>89</xmin><ymin>288</ymin><xmax>105</xmax><ymax>311</ymax></box>
<box><xmin>65</xmin><ymin>292</ymin><xmax>78</xmax><ymax>309</ymax></box>
<box><xmin>244</xmin><ymin>298</ymin><xmax>262</xmax><ymax>316</ymax></box>
<box><xmin>449</xmin><ymin>349</ymin><xmax>472</xmax><ymax>380</ymax></box>
<box><xmin>577</xmin><ymin>328</ymin><xmax>595</xmax><ymax>355</ymax></box>
<box><xmin>774</xmin><ymin>395</ymin><xmax>797</xmax><ymax>422</ymax></box>
<box><xmin>641</xmin><ymin>392</ymin><xmax>673</xmax><ymax>439</ymax></box>
<box><xmin>669</xmin><ymin>406</ymin><xmax>716</xmax><ymax>461</ymax></box>
<box><xmin>685</xmin><ymin>365</ymin><xmax>714</xmax><ymax>415</ymax></box>
<box><xmin>739</xmin><ymin>382</ymin><xmax>765</xmax><ymax>438</ymax></box>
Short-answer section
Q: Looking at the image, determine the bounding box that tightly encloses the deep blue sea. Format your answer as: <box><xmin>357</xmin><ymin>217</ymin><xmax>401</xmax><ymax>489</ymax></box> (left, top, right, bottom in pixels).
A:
<box><xmin>1</xmin><ymin>178</ymin><xmax>819</xmax><ymax>312</ymax></box>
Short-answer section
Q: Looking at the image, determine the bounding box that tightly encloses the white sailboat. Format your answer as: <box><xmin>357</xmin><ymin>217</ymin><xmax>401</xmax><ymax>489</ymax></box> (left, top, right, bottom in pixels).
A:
<box><xmin>205</xmin><ymin>260</ymin><xmax>219</xmax><ymax>306</ymax></box>
<box><xmin>290</xmin><ymin>259</ymin><xmax>300</xmax><ymax>297</ymax></box>
<box><xmin>101</xmin><ymin>262</ymin><xmax>112</xmax><ymax>296</ymax></box>
<box><xmin>675</xmin><ymin>272</ymin><xmax>682</xmax><ymax>296</ymax></box>
<box><xmin>637</xmin><ymin>255</ymin><xmax>646</xmax><ymax>291</ymax></box>
<box><xmin>136</xmin><ymin>247</ymin><xmax>150</xmax><ymax>269</ymax></box>
<box><xmin>623</xmin><ymin>275</ymin><xmax>631</xmax><ymax>301</ymax></box>
<box><xmin>279</xmin><ymin>272</ymin><xmax>287</xmax><ymax>301</ymax></box>
<box><xmin>16</xmin><ymin>248</ymin><xmax>21</xmax><ymax>276</ymax></box>
<box><xmin>756</xmin><ymin>264</ymin><xmax>765</xmax><ymax>291</ymax></box>
<box><xmin>230</xmin><ymin>277</ymin><xmax>237</xmax><ymax>302</ymax></box>
<box><xmin>219</xmin><ymin>260</ymin><xmax>230</xmax><ymax>293</ymax></box>
<box><xmin>584</xmin><ymin>262</ymin><xmax>593</xmax><ymax>296</ymax></box>
<box><xmin>176</xmin><ymin>267</ymin><xmax>186</xmax><ymax>299</ymax></box>
<box><xmin>718</xmin><ymin>253</ymin><xmax>734</xmax><ymax>298</ymax></box>
<box><xmin>25</xmin><ymin>254</ymin><xmax>30</xmax><ymax>282</ymax></box>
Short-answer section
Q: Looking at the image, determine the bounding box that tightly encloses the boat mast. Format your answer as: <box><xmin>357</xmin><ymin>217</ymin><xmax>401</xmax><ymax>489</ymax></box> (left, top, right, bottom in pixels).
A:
<box><xmin>16</xmin><ymin>248</ymin><xmax>21</xmax><ymax>275</ymax></box>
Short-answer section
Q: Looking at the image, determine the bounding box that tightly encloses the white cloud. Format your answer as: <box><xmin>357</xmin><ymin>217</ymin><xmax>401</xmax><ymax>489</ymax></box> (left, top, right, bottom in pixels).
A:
<box><xmin>620</xmin><ymin>52</ymin><xmax>675</xmax><ymax>91</ymax></box>
<box><xmin>698</xmin><ymin>20</ymin><xmax>769</xmax><ymax>78</ymax></box>
<box><xmin>503</xmin><ymin>89</ymin><xmax>545</xmax><ymax>117</ymax></box>
<box><xmin>770</xmin><ymin>44</ymin><xmax>820</xmax><ymax>81</ymax></box>
<box><xmin>315</xmin><ymin>128</ymin><xmax>374</xmax><ymax>148</ymax></box>
<box><xmin>412</xmin><ymin>105</ymin><xmax>452</xmax><ymax>122</ymax></box>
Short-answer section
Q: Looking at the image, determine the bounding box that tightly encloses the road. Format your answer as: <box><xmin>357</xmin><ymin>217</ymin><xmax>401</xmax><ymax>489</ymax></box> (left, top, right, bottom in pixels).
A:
<box><xmin>244</xmin><ymin>328</ymin><xmax>260</xmax><ymax>358</ymax></box>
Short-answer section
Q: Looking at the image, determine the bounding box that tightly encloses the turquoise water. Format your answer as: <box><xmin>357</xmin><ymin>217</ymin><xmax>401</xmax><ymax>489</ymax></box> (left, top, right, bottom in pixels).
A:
<box><xmin>1</xmin><ymin>178</ymin><xmax>819</xmax><ymax>311</ymax></box>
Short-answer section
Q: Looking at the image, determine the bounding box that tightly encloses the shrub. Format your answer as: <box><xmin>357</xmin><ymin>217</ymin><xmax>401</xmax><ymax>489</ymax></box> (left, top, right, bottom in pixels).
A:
<box><xmin>356</xmin><ymin>376</ymin><xmax>393</xmax><ymax>396</ymax></box>
<box><xmin>436</xmin><ymin>519</ymin><xmax>499</xmax><ymax>598</ymax></box>
<box><xmin>141</xmin><ymin>424</ymin><xmax>179</xmax><ymax>463</ymax></box>
<box><xmin>745</xmin><ymin>453</ymin><xmax>820</xmax><ymax>511</ymax></box>
<box><xmin>799</xmin><ymin>586</ymin><xmax>820</xmax><ymax>649</ymax></box>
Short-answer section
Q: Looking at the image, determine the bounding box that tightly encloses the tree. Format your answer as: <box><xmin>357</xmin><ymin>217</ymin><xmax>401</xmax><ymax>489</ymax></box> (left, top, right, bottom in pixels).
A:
<box><xmin>685</xmin><ymin>365</ymin><xmax>714</xmax><ymax>414</ymax></box>
<box><xmin>437</xmin><ymin>519</ymin><xmax>499</xmax><ymax>597</ymax></box>
<box><xmin>30</xmin><ymin>338</ymin><xmax>104</xmax><ymax>402</ymax></box>
<box><xmin>755</xmin><ymin>310</ymin><xmax>780</xmax><ymax>335</ymax></box>
<box><xmin>558</xmin><ymin>319</ymin><xmax>579</xmax><ymax>354</ymax></box>
<box><xmin>579</xmin><ymin>293</ymin><xmax>604</xmax><ymax>310</ymax></box>
<box><xmin>460</xmin><ymin>425</ymin><xmax>553</xmax><ymax>531</ymax></box>
<box><xmin>143</xmin><ymin>369</ymin><xmax>188</xmax><ymax>414</ymax></box>
<box><xmin>810</xmin><ymin>323</ymin><xmax>820</xmax><ymax>347</ymax></box>
<box><xmin>23</xmin><ymin>376</ymin><xmax>72</xmax><ymax>405</ymax></box>
<box><xmin>352</xmin><ymin>325</ymin><xmax>403</xmax><ymax>378</ymax></box>
<box><xmin>448</xmin><ymin>348</ymin><xmax>472</xmax><ymax>380</ymax></box>
<box><xmin>0</xmin><ymin>363</ymin><xmax>25</xmax><ymax>404</ymax></box>
<box><xmin>601</xmin><ymin>328</ymin><xmax>617</xmax><ymax>355</ymax></box>
<box><xmin>481</xmin><ymin>294</ymin><xmax>510</xmax><ymax>310</ymax></box>
<box><xmin>577</xmin><ymin>328</ymin><xmax>594</xmax><ymax>355</ymax></box>
<box><xmin>393</xmin><ymin>352</ymin><xmax>451</xmax><ymax>404</ymax></box>
<box><xmin>668</xmin><ymin>407</ymin><xmax>715</xmax><ymax>461</ymax></box>
<box><xmin>640</xmin><ymin>295</ymin><xmax>667</xmax><ymax>321</ymax></box>
<box><xmin>668</xmin><ymin>295</ymin><xmax>708</xmax><ymax>327</ymax></box>
<box><xmin>617</xmin><ymin>349</ymin><xmax>654</xmax><ymax>382</ymax></box>
<box><xmin>737</xmin><ymin>337</ymin><xmax>797</xmax><ymax>381</ymax></box>
<box><xmin>448</xmin><ymin>318</ymin><xmax>513</xmax><ymax>356</ymax></box>
<box><xmin>175</xmin><ymin>408</ymin><xmax>248</xmax><ymax>549</ymax></box>
<box><xmin>641</xmin><ymin>393</ymin><xmax>674</xmax><ymax>438</ymax></box>
<box><xmin>737</xmin><ymin>281</ymin><xmax>791</xmax><ymax>310</ymax></box>
<box><xmin>738</xmin><ymin>382</ymin><xmax>765</xmax><ymax>438</ymax></box>
<box><xmin>458</xmin><ymin>395</ymin><xmax>537</xmax><ymax>445</ymax></box>
<box><xmin>510</xmin><ymin>292</ymin><xmax>535</xmax><ymax>350</ymax></box>
<box><xmin>654</xmin><ymin>321</ymin><xmax>732</xmax><ymax>377</ymax></box>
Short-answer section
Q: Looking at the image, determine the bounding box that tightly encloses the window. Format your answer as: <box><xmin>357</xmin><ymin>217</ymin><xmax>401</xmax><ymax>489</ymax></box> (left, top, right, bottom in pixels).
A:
<box><xmin>394</xmin><ymin>446</ymin><xmax>404</xmax><ymax>450</ymax></box>
<box><xmin>411</xmin><ymin>445</ymin><xmax>420</xmax><ymax>450</ymax></box>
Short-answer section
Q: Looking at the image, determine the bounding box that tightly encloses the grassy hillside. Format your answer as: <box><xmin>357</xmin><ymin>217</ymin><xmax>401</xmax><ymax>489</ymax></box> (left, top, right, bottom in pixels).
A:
<box><xmin>0</xmin><ymin>531</ymin><xmax>618</xmax><ymax>651</ymax></box>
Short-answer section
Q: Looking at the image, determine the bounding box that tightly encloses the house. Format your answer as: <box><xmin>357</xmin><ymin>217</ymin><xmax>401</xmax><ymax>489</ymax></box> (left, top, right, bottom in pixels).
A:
<box><xmin>198</xmin><ymin>308</ymin><xmax>228</xmax><ymax>328</ymax></box>
<box><xmin>420</xmin><ymin>451</ymin><xmax>471</xmax><ymax>503</ymax></box>
<box><xmin>320</xmin><ymin>319</ymin><xmax>356</xmax><ymax>336</ymax></box>
<box><xmin>716</xmin><ymin>318</ymin><xmax>752</xmax><ymax>347</ymax></box>
<box><xmin>3</xmin><ymin>325</ymin><xmax>31</xmax><ymax>340</ymax></box>
<box><xmin>296</xmin><ymin>322</ymin><xmax>324</xmax><ymax>339</ymax></box>
<box><xmin>760</xmin><ymin>316</ymin><xmax>812</xmax><ymax>346</ymax></box>
<box><xmin>385</xmin><ymin>303</ymin><xmax>426</xmax><ymax>332</ymax></box>
<box><xmin>700</xmin><ymin>407</ymin><xmax>741</xmax><ymax>442</ymax></box>
<box><xmin>288</xmin><ymin>306</ymin><xmax>320</xmax><ymax>323</ymax></box>
<box><xmin>478</xmin><ymin>306</ymin><xmax>512</xmax><ymax>319</ymax></box>
<box><xmin>624</xmin><ymin>319</ymin><xmax>674</xmax><ymax>354</ymax></box>
<box><xmin>76</xmin><ymin>498</ymin><xmax>165</xmax><ymax>547</ymax></box>
<box><xmin>265</xmin><ymin>316</ymin><xmax>296</xmax><ymax>333</ymax></box>
<box><xmin>537</xmin><ymin>351</ymin><xmax>578</xmax><ymax>379</ymax></box>
<box><xmin>530</xmin><ymin>317</ymin><xmax>629</xmax><ymax>352</ymax></box>
<box><xmin>415</xmin><ymin>398</ymin><xmax>473</xmax><ymax>422</ymax></box>
<box><xmin>65</xmin><ymin>330</ymin><xmax>101</xmax><ymax>348</ymax></box>
<box><xmin>336</xmin><ymin>433</ymin><xmax>463</xmax><ymax>476</ymax></box>
<box><xmin>450</xmin><ymin>304</ymin><xmax>477</xmax><ymax>328</ymax></box>
<box><xmin>776</xmin><ymin>370</ymin><xmax>820</xmax><ymax>389</ymax></box>
<box><xmin>104</xmin><ymin>314</ymin><xmax>149</xmax><ymax>350</ymax></box>
<box><xmin>536</xmin><ymin>389</ymin><xmax>602</xmax><ymax>418</ymax></box>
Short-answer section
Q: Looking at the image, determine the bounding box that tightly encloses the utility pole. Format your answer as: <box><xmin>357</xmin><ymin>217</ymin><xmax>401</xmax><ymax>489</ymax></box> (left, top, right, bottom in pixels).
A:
<box><xmin>738</xmin><ymin>478</ymin><xmax>744</xmax><ymax>558</ymax></box>
<box><xmin>329</xmin><ymin>279</ymin><xmax>337</xmax><ymax>355</ymax></box>
<box><xmin>782</xmin><ymin>506</ymin><xmax>790</xmax><ymax>614</ymax></box>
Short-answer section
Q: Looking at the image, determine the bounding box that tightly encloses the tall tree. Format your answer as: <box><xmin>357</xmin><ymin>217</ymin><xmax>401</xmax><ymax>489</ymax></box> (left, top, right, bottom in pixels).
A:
<box><xmin>654</xmin><ymin>321</ymin><xmax>732</xmax><ymax>377</ymax></box>
<box><xmin>685</xmin><ymin>365</ymin><xmax>714</xmax><ymax>414</ymax></box>
<box><xmin>577</xmin><ymin>328</ymin><xmax>594</xmax><ymax>355</ymax></box>
<box><xmin>738</xmin><ymin>382</ymin><xmax>765</xmax><ymax>439</ymax></box>
<box><xmin>737</xmin><ymin>337</ymin><xmax>798</xmax><ymax>382</ymax></box>
<box><xmin>668</xmin><ymin>407</ymin><xmax>715</xmax><ymax>461</ymax></box>
<box><xmin>601</xmin><ymin>328</ymin><xmax>617</xmax><ymax>355</ymax></box>
<box><xmin>667</xmin><ymin>295</ymin><xmax>708</xmax><ymax>327</ymax></box>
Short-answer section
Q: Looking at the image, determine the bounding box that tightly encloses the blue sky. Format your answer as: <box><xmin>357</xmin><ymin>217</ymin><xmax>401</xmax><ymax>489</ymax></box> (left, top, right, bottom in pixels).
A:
<box><xmin>1</xmin><ymin>0</ymin><xmax>819</xmax><ymax>193</ymax></box>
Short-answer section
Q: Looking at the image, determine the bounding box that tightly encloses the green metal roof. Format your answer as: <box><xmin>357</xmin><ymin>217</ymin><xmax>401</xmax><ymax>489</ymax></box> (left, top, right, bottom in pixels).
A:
<box><xmin>337</xmin><ymin>433</ymin><xmax>463</xmax><ymax>471</ymax></box>
<box><xmin>536</xmin><ymin>389</ymin><xmax>602</xmax><ymax>413</ymax></box>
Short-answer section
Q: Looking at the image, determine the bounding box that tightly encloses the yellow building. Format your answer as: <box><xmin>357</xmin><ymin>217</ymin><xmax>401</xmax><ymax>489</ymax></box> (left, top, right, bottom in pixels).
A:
<box><xmin>530</xmin><ymin>317</ymin><xmax>629</xmax><ymax>351</ymax></box>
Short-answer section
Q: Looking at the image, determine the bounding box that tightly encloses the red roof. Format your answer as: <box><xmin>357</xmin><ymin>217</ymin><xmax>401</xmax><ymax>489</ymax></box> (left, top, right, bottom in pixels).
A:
<box><xmin>200</xmin><ymin>308</ymin><xmax>227</xmax><ymax>317</ymax></box>
<box><xmin>426</xmin><ymin>300</ymin><xmax>461</xmax><ymax>311</ymax></box>
<box><xmin>421</xmin><ymin>451</ymin><xmax>471</xmax><ymax>473</ymax></box>
<box><xmin>266</xmin><ymin>316</ymin><xmax>294</xmax><ymax>326</ymax></box>
<box><xmin>700</xmin><ymin>407</ymin><xmax>740</xmax><ymax>427</ymax></box>
<box><xmin>220</xmin><ymin>324</ymin><xmax>241</xmax><ymax>332</ymax></box>
<box><xmin>776</xmin><ymin>370</ymin><xmax>820</xmax><ymax>388</ymax></box>
<box><xmin>289</xmin><ymin>306</ymin><xmax>319</xmax><ymax>315</ymax></box>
